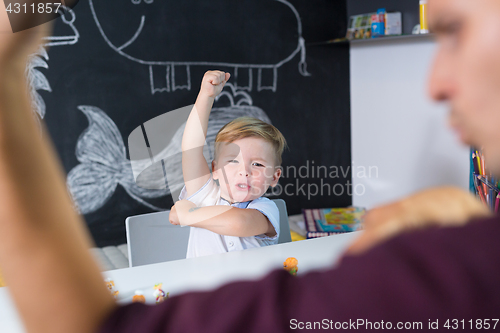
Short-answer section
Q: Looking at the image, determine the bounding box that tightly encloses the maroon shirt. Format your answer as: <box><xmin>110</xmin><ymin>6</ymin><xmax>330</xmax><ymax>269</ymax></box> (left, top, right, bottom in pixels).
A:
<box><xmin>98</xmin><ymin>216</ymin><xmax>500</xmax><ymax>332</ymax></box>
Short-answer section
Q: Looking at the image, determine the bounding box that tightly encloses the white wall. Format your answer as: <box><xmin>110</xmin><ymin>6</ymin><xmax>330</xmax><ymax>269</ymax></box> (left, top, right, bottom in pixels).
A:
<box><xmin>350</xmin><ymin>37</ymin><xmax>470</xmax><ymax>209</ymax></box>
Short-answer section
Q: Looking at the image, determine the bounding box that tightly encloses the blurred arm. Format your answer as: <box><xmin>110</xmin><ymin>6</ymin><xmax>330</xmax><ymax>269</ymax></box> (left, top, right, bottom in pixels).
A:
<box><xmin>0</xmin><ymin>10</ymin><xmax>116</xmax><ymax>333</ymax></box>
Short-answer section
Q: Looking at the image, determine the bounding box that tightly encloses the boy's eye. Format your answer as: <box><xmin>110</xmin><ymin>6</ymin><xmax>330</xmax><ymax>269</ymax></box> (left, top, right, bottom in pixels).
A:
<box><xmin>252</xmin><ymin>162</ymin><xmax>264</xmax><ymax>167</ymax></box>
<box><xmin>228</xmin><ymin>159</ymin><xmax>238</xmax><ymax>163</ymax></box>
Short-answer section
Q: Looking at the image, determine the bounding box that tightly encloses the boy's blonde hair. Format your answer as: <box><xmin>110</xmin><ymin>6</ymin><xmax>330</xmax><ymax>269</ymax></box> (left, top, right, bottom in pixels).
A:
<box><xmin>214</xmin><ymin>117</ymin><xmax>287</xmax><ymax>166</ymax></box>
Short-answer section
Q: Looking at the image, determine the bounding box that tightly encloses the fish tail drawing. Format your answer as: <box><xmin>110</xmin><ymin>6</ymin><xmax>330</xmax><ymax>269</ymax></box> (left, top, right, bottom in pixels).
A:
<box><xmin>67</xmin><ymin>106</ymin><xmax>168</xmax><ymax>215</ymax></box>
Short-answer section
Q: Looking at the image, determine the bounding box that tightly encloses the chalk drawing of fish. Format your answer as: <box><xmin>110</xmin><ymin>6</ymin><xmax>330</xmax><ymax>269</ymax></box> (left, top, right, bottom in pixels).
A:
<box><xmin>89</xmin><ymin>0</ymin><xmax>310</xmax><ymax>94</ymax></box>
<box><xmin>67</xmin><ymin>106</ymin><xmax>168</xmax><ymax>215</ymax></box>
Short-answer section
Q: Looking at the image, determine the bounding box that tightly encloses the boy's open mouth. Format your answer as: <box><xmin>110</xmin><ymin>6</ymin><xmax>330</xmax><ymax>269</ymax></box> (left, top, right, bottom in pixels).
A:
<box><xmin>235</xmin><ymin>183</ymin><xmax>250</xmax><ymax>190</ymax></box>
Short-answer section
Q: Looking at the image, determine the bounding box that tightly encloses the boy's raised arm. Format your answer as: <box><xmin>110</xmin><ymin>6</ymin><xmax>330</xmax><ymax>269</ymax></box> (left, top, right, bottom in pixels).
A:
<box><xmin>182</xmin><ymin>71</ymin><xmax>230</xmax><ymax>197</ymax></box>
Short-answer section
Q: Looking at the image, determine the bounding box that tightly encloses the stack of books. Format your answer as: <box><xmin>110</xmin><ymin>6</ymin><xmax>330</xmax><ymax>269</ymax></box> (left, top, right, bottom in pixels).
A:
<box><xmin>302</xmin><ymin>207</ymin><xmax>366</xmax><ymax>239</ymax></box>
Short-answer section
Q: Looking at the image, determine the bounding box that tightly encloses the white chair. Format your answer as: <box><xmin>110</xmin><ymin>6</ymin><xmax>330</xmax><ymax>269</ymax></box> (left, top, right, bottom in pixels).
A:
<box><xmin>273</xmin><ymin>199</ymin><xmax>292</xmax><ymax>244</ymax></box>
<box><xmin>126</xmin><ymin>199</ymin><xmax>291</xmax><ymax>267</ymax></box>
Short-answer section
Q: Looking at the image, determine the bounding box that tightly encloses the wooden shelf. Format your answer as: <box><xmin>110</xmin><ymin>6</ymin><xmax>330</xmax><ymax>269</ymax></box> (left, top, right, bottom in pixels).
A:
<box><xmin>308</xmin><ymin>33</ymin><xmax>434</xmax><ymax>46</ymax></box>
<box><xmin>350</xmin><ymin>33</ymin><xmax>434</xmax><ymax>44</ymax></box>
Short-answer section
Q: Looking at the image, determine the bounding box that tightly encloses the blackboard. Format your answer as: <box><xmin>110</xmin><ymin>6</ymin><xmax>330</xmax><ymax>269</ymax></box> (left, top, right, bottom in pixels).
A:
<box><xmin>33</xmin><ymin>0</ymin><xmax>350</xmax><ymax>246</ymax></box>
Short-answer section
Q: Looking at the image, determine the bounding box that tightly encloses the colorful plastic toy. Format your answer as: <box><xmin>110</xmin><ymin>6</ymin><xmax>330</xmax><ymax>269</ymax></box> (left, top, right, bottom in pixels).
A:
<box><xmin>283</xmin><ymin>257</ymin><xmax>298</xmax><ymax>276</ymax></box>
<box><xmin>132</xmin><ymin>290</ymin><xmax>146</xmax><ymax>303</ymax></box>
<box><xmin>154</xmin><ymin>283</ymin><xmax>167</xmax><ymax>304</ymax></box>
<box><xmin>105</xmin><ymin>278</ymin><xmax>119</xmax><ymax>299</ymax></box>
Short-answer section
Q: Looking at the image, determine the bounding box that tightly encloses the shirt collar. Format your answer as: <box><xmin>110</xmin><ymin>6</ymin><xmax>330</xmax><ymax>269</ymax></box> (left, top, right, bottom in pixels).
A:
<box><xmin>220</xmin><ymin>196</ymin><xmax>252</xmax><ymax>207</ymax></box>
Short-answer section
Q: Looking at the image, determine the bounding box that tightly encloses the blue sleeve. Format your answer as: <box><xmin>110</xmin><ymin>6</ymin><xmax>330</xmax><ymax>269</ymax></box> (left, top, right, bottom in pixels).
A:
<box><xmin>246</xmin><ymin>198</ymin><xmax>280</xmax><ymax>243</ymax></box>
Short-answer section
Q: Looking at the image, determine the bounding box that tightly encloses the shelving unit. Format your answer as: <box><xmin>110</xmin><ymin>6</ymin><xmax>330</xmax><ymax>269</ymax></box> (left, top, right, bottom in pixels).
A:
<box><xmin>350</xmin><ymin>33</ymin><xmax>433</xmax><ymax>44</ymax></box>
<box><xmin>336</xmin><ymin>0</ymin><xmax>428</xmax><ymax>46</ymax></box>
<box><xmin>347</xmin><ymin>0</ymin><xmax>420</xmax><ymax>36</ymax></box>
<box><xmin>349</xmin><ymin>24</ymin><xmax>469</xmax><ymax>209</ymax></box>
<box><xmin>308</xmin><ymin>33</ymin><xmax>434</xmax><ymax>47</ymax></box>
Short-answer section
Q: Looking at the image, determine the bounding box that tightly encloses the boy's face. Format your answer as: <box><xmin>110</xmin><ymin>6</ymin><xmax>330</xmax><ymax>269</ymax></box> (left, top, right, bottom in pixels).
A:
<box><xmin>212</xmin><ymin>137</ymin><xmax>281</xmax><ymax>203</ymax></box>
<box><xmin>429</xmin><ymin>0</ymin><xmax>500</xmax><ymax>174</ymax></box>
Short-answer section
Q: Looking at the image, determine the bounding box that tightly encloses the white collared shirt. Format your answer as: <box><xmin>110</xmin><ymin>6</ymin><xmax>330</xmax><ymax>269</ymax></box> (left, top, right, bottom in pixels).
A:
<box><xmin>178</xmin><ymin>177</ymin><xmax>280</xmax><ymax>258</ymax></box>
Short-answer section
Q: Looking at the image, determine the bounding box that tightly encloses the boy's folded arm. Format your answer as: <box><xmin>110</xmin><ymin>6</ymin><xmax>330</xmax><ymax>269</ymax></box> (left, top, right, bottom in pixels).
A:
<box><xmin>191</xmin><ymin>208</ymin><xmax>275</xmax><ymax>237</ymax></box>
<box><xmin>176</xmin><ymin>201</ymin><xmax>274</xmax><ymax>237</ymax></box>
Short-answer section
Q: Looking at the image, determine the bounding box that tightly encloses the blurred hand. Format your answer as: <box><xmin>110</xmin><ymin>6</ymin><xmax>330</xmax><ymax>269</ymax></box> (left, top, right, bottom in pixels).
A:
<box><xmin>0</xmin><ymin>1</ymin><xmax>52</xmax><ymax>69</ymax></box>
<box><xmin>346</xmin><ymin>186</ymin><xmax>492</xmax><ymax>255</ymax></box>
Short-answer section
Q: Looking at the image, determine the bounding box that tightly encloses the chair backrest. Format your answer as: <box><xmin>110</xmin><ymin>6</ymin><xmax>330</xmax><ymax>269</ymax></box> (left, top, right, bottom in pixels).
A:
<box><xmin>273</xmin><ymin>199</ymin><xmax>292</xmax><ymax>244</ymax></box>
<box><xmin>126</xmin><ymin>199</ymin><xmax>291</xmax><ymax>267</ymax></box>
<box><xmin>125</xmin><ymin>211</ymin><xmax>190</xmax><ymax>267</ymax></box>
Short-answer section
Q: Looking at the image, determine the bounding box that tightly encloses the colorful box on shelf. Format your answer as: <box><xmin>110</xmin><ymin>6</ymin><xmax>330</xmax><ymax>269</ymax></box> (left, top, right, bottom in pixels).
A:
<box><xmin>347</xmin><ymin>9</ymin><xmax>403</xmax><ymax>41</ymax></box>
<box><xmin>302</xmin><ymin>207</ymin><xmax>366</xmax><ymax>239</ymax></box>
<box><xmin>346</xmin><ymin>13</ymin><xmax>373</xmax><ymax>40</ymax></box>
<box><xmin>371</xmin><ymin>8</ymin><xmax>386</xmax><ymax>38</ymax></box>
<box><xmin>385</xmin><ymin>12</ymin><xmax>402</xmax><ymax>35</ymax></box>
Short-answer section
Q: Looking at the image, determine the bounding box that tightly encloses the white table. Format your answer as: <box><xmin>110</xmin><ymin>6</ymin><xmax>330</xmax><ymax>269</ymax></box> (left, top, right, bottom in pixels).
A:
<box><xmin>0</xmin><ymin>232</ymin><xmax>360</xmax><ymax>333</ymax></box>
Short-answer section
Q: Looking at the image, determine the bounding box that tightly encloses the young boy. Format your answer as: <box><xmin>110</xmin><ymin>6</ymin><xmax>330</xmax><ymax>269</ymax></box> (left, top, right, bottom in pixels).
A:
<box><xmin>169</xmin><ymin>70</ymin><xmax>287</xmax><ymax>258</ymax></box>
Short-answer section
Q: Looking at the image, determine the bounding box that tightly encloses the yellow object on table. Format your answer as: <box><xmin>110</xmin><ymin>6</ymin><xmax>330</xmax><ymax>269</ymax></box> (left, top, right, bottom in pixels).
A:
<box><xmin>0</xmin><ymin>269</ymin><xmax>4</xmax><ymax>287</ymax></box>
